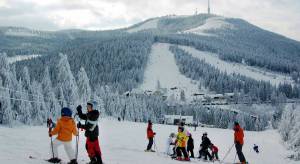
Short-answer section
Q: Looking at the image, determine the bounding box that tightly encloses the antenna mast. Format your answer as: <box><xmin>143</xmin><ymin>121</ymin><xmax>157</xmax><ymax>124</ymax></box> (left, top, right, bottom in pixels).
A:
<box><xmin>208</xmin><ymin>0</ymin><xmax>211</xmax><ymax>14</ymax></box>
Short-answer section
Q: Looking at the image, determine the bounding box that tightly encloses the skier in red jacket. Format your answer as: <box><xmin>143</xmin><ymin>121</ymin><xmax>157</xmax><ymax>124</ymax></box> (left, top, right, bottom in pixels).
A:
<box><xmin>234</xmin><ymin>122</ymin><xmax>246</xmax><ymax>164</ymax></box>
<box><xmin>210</xmin><ymin>144</ymin><xmax>219</xmax><ymax>161</ymax></box>
<box><xmin>145</xmin><ymin>120</ymin><xmax>156</xmax><ymax>152</ymax></box>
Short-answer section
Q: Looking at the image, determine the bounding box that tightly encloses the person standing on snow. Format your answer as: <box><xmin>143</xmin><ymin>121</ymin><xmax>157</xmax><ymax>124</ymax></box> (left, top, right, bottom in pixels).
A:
<box><xmin>145</xmin><ymin>120</ymin><xmax>156</xmax><ymax>152</ymax></box>
<box><xmin>166</xmin><ymin>133</ymin><xmax>176</xmax><ymax>155</ymax></box>
<box><xmin>76</xmin><ymin>102</ymin><xmax>103</xmax><ymax>164</ymax></box>
<box><xmin>198</xmin><ymin>132</ymin><xmax>212</xmax><ymax>161</ymax></box>
<box><xmin>234</xmin><ymin>122</ymin><xmax>247</xmax><ymax>164</ymax></box>
<box><xmin>253</xmin><ymin>144</ymin><xmax>259</xmax><ymax>153</ymax></box>
<box><xmin>175</xmin><ymin>126</ymin><xmax>190</xmax><ymax>161</ymax></box>
<box><xmin>48</xmin><ymin>107</ymin><xmax>78</xmax><ymax>164</ymax></box>
<box><xmin>187</xmin><ymin>133</ymin><xmax>194</xmax><ymax>158</ymax></box>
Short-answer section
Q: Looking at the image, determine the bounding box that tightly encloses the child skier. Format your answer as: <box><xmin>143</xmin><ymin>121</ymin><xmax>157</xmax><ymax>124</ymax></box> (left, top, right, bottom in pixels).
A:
<box><xmin>145</xmin><ymin>120</ymin><xmax>156</xmax><ymax>152</ymax></box>
<box><xmin>76</xmin><ymin>102</ymin><xmax>103</xmax><ymax>164</ymax></box>
<box><xmin>166</xmin><ymin>133</ymin><xmax>176</xmax><ymax>155</ymax></box>
<box><xmin>175</xmin><ymin>126</ymin><xmax>190</xmax><ymax>161</ymax></box>
<box><xmin>210</xmin><ymin>144</ymin><xmax>219</xmax><ymax>161</ymax></box>
<box><xmin>48</xmin><ymin>107</ymin><xmax>78</xmax><ymax>164</ymax></box>
<box><xmin>253</xmin><ymin>144</ymin><xmax>259</xmax><ymax>153</ymax></box>
<box><xmin>187</xmin><ymin>133</ymin><xmax>194</xmax><ymax>158</ymax></box>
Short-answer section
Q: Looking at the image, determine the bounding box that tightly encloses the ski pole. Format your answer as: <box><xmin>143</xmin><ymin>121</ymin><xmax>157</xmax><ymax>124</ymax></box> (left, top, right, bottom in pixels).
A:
<box><xmin>220</xmin><ymin>143</ymin><xmax>234</xmax><ymax>163</ymax></box>
<box><xmin>153</xmin><ymin>137</ymin><xmax>158</xmax><ymax>152</ymax></box>
<box><xmin>47</xmin><ymin>118</ymin><xmax>55</xmax><ymax>159</ymax></box>
<box><xmin>234</xmin><ymin>153</ymin><xmax>237</xmax><ymax>163</ymax></box>
<box><xmin>74</xmin><ymin>114</ymin><xmax>79</xmax><ymax>160</ymax></box>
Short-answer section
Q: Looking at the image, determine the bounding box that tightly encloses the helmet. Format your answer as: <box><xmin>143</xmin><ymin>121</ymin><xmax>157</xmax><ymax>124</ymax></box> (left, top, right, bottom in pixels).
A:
<box><xmin>61</xmin><ymin>107</ymin><xmax>72</xmax><ymax>117</ymax></box>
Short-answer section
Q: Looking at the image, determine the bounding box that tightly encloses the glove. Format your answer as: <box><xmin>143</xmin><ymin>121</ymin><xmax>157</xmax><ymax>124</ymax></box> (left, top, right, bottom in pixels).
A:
<box><xmin>48</xmin><ymin>132</ymin><xmax>52</xmax><ymax>137</ymax></box>
<box><xmin>154</xmin><ymin>132</ymin><xmax>156</xmax><ymax>135</ymax></box>
<box><xmin>77</xmin><ymin>122</ymin><xmax>82</xmax><ymax>129</ymax></box>
<box><xmin>76</xmin><ymin>105</ymin><xmax>82</xmax><ymax>113</ymax></box>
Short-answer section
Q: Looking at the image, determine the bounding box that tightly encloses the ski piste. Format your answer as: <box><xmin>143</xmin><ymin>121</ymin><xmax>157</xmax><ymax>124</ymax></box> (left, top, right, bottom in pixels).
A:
<box><xmin>29</xmin><ymin>156</ymin><xmax>65</xmax><ymax>164</ymax></box>
<box><xmin>29</xmin><ymin>156</ymin><xmax>87</xmax><ymax>164</ymax></box>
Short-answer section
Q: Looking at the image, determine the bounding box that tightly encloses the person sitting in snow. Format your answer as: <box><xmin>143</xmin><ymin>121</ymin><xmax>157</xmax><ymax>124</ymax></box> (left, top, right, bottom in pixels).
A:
<box><xmin>145</xmin><ymin>120</ymin><xmax>156</xmax><ymax>152</ymax></box>
<box><xmin>48</xmin><ymin>107</ymin><xmax>78</xmax><ymax>164</ymax></box>
<box><xmin>198</xmin><ymin>132</ymin><xmax>212</xmax><ymax>161</ymax></box>
<box><xmin>166</xmin><ymin>133</ymin><xmax>176</xmax><ymax>155</ymax></box>
<box><xmin>253</xmin><ymin>144</ymin><xmax>259</xmax><ymax>153</ymax></box>
<box><xmin>187</xmin><ymin>133</ymin><xmax>194</xmax><ymax>158</ymax></box>
<box><xmin>77</xmin><ymin>102</ymin><xmax>103</xmax><ymax>164</ymax></box>
<box><xmin>210</xmin><ymin>143</ymin><xmax>219</xmax><ymax>161</ymax></box>
<box><xmin>175</xmin><ymin>126</ymin><xmax>190</xmax><ymax>161</ymax></box>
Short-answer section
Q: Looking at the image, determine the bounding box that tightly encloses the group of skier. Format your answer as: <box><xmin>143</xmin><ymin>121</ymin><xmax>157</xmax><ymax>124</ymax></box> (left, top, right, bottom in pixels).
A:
<box><xmin>146</xmin><ymin>121</ymin><xmax>248</xmax><ymax>164</ymax></box>
<box><xmin>47</xmin><ymin>102</ymin><xmax>103</xmax><ymax>164</ymax></box>
<box><xmin>45</xmin><ymin>103</ymin><xmax>251</xmax><ymax>164</ymax></box>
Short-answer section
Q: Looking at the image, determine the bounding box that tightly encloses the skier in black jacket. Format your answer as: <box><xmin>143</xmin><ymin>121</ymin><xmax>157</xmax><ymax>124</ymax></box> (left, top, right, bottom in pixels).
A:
<box><xmin>76</xmin><ymin>102</ymin><xmax>102</xmax><ymax>164</ymax></box>
<box><xmin>198</xmin><ymin>132</ymin><xmax>212</xmax><ymax>161</ymax></box>
<box><xmin>187</xmin><ymin>133</ymin><xmax>194</xmax><ymax>158</ymax></box>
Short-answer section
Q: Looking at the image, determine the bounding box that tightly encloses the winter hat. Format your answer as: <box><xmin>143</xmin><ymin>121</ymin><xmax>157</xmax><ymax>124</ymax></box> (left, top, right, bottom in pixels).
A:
<box><xmin>234</xmin><ymin>122</ymin><xmax>239</xmax><ymax>126</ymax></box>
<box><xmin>178</xmin><ymin>126</ymin><xmax>184</xmax><ymax>131</ymax></box>
<box><xmin>203</xmin><ymin>132</ymin><xmax>208</xmax><ymax>136</ymax></box>
<box><xmin>187</xmin><ymin>132</ymin><xmax>191</xmax><ymax>137</ymax></box>
<box><xmin>61</xmin><ymin>107</ymin><xmax>72</xmax><ymax>117</ymax></box>
<box><xmin>87</xmin><ymin>101</ymin><xmax>94</xmax><ymax>108</ymax></box>
<box><xmin>170</xmin><ymin>133</ymin><xmax>175</xmax><ymax>137</ymax></box>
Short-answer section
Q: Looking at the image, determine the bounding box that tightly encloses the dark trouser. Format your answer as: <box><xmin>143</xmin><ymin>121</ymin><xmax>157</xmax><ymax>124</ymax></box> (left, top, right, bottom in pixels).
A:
<box><xmin>212</xmin><ymin>152</ymin><xmax>219</xmax><ymax>160</ymax></box>
<box><xmin>86</xmin><ymin>138</ymin><xmax>102</xmax><ymax>164</ymax></box>
<box><xmin>199</xmin><ymin>148</ymin><xmax>212</xmax><ymax>160</ymax></box>
<box><xmin>176</xmin><ymin>147</ymin><xmax>189</xmax><ymax>158</ymax></box>
<box><xmin>187</xmin><ymin>147</ymin><xmax>194</xmax><ymax>158</ymax></box>
<box><xmin>147</xmin><ymin>138</ymin><xmax>153</xmax><ymax>150</ymax></box>
<box><xmin>235</xmin><ymin>143</ymin><xmax>246</xmax><ymax>162</ymax></box>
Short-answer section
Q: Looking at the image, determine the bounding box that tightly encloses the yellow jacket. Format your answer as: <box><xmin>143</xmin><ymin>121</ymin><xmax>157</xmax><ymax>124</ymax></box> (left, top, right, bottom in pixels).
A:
<box><xmin>176</xmin><ymin>132</ymin><xmax>188</xmax><ymax>148</ymax></box>
<box><xmin>50</xmin><ymin>117</ymin><xmax>78</xmax><ymax>142</ymax></box>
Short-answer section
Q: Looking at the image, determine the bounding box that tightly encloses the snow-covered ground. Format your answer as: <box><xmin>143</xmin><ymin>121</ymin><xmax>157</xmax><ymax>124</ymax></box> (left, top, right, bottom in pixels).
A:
<box><xmin>0</xmin><ymin>118</ymin><xmax>296</xmax><ymax>164</ymax></box>
<box><xmin>7</xmin><ymin>55</ymin><xmax>41</xmax><ymax>64</ymax></box>
<box><xmin>139</xmin><ymin>43</ymin><xmax>201</xmax><ymax>100</ymax></box>
<box><xmin>178</xmin><ymin>45</ymin><xmax>293</xmax><ymax>86</ymax></box>
<box><xmin>127</xmin><ymin>19</ymin><xmax>158</xmax><ymax>33</ymax></box>
<box><xmin>182</xmin><ymin>17</ymin><xmax>235</xmax><ymax>36</ymax></box>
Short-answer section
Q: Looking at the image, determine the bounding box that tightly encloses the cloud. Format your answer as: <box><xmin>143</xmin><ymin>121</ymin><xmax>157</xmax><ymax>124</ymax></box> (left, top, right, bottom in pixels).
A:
<box><xmin>0</xmin><ymin>0</ymin><xmax>299</xmax><ymax>41</ymax></box>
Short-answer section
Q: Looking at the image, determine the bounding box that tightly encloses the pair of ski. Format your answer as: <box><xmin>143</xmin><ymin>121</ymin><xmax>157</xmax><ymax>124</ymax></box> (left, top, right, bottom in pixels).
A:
<box><xmin>29</xmin><ymin>156</ymin><xmax>88</xmax><ymax>164</ymax></box>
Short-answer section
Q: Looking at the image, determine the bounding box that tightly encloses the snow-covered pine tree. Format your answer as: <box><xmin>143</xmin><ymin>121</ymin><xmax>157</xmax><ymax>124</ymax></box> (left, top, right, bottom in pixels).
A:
<box><xmin>42</xmin><ymin>67</ymin><xmax>61</xmax><ymax>119</ymax></box>
<box><xmin>0</xmin><ymin>54</ymin><xmax>14</xmax><ymax>125</ymax></box>
<box><xmin>31</xmin><ymin>80</ymin><xmax>45</xmax><ymax>125</ymax></box>
<box><xmin>77</xmin><ymin>67</ymin><xmax>91</xmax><ymax>105</ymax></box>
<box><xmin>57</xmin><ymin>53</ymin><xmax>79</xmax><ymax>109</ymax></box>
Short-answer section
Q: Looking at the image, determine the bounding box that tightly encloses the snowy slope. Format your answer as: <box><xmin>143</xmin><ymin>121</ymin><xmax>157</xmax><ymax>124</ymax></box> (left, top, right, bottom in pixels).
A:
<box><xmin>0</xmin><ymin>119</ymin><xmax>296</xmax><ymax>164</ymax></box>
<box><xmin>178</xmin><ymin>45</ymin><xmax>293</xmax><ymax>86</ymax></box>
<box><xmin>139</xmin><ymin>43</ymin><xmax>201</xmax><ymax>100</ymax></box>
<box><xmin>182</xmin><ymin>17</ymin><xmax>235</xmax><ymax>36</ymax></box>
<box><xmin>127</xmin><ymin>19</ymin><xmax>159</xmax><ymax>33</ymax></box>
<box><xmin>7</xmin><ymin>55</ymin><xmax>41</xmax><ymax>64</ymax></box>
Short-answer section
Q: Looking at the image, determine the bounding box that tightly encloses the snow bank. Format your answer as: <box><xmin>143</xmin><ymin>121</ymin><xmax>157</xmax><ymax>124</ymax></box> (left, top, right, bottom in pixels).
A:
<box><xmin>139</xmin><ymin>43</ymin><xmax>200</xmax><ymax>100</ymax></box>
<box><xmin>127</xmin><ymin>19</ymin><xmax>158</xmax><ymax>33</ymax></box>
<box><xmin>183</xmin><ymin>17</ymin><xmax>235</xmax><ymax>36</ymax></box>
<box><xmin>0</xmin><ymin>119</ymin><xmax>297</xmax><ymax>164</ymax></box>
<box><xmin>178</xmin><ymin>45</ymin><xmax>293</xmax><ymax>86</ymax></box>
<box><xmin>5</xmin><ymin>30</ymin><xmax>40</xmax><ymax>37</ymax></box>
<box><xmin>7</xmin><ymin>54</ymin><xmax>41</xmax><ymax>64</ymax></box>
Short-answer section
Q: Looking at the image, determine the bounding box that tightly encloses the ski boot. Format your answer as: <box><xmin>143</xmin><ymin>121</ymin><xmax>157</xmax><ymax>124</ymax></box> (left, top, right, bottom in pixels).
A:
<box><xmin>68</xmin><ymin>159</ymin><xmax>78</xmax><ymax>164</ymax></box>
<box><xmin>47</xmin><ymin>157</ymin><xmax>61</xmax><ymax>163</ymax></box>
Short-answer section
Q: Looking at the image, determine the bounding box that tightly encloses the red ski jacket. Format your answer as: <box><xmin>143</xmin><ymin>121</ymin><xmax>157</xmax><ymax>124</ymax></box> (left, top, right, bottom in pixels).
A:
<box><xmin>234</xmin><ymin>125</ymin><xmax>244</xmax><ymax>145</ymax></box>
<box><xmin>211</xmin><ymin>145</ymin><xmax>219</xmax><ymax>153</ymax></box>
<box><xmin>147</xmin><ymin>125</ymin><xmax>155</xmax><ymax>138</ymax></box>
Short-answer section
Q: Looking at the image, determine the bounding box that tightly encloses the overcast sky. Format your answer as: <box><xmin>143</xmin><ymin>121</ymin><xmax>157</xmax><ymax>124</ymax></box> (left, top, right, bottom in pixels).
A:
<box><xmin>0</xmin><ymin>0</ymin><xmax>299</xmax><ymax>41</ymax></box>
